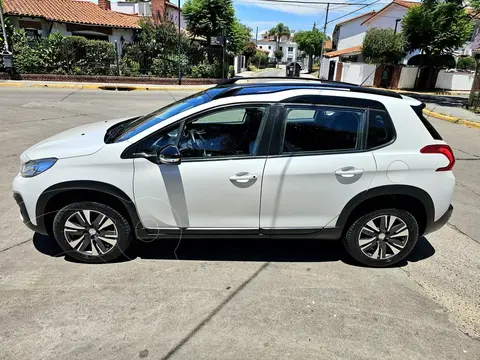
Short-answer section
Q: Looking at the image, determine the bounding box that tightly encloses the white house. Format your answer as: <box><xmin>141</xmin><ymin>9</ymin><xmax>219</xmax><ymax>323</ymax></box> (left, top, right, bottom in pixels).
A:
<box><xmin>322</xmin><ymin>0</ymin><xmax>419</xmax><ymax>80</ymax></box>
<box><xmin>255</xmin><ymin>32</ymin><xmax>300</xmax><ymax>63</ymax></box>
<box><xmin>112</xmin><ymin>0</ymin><xmax>187</xmax><ymax>30</ymax></box>
<box><xmin>2</xmin><ymin>0</ymin><xmax>141</xmax><ymax>55</ymax></box>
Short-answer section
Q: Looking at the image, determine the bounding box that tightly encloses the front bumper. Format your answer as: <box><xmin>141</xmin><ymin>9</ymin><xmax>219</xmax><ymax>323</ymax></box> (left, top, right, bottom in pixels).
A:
<box><xmin>424</xmin><ymin>204</ymin><xmax>453</xmax><ymax>235</ymax></box>
<box><xmin>13</xmin><ymin>192</ymin><xmax>48</xmax><ymax>235</ymax></box>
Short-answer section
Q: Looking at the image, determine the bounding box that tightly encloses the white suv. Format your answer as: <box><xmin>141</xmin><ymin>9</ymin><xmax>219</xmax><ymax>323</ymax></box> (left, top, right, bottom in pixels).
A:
<box><xmin>13</xmin><ymin>79</ymin><xmax>455</xmax><ymax>267</ymax></box>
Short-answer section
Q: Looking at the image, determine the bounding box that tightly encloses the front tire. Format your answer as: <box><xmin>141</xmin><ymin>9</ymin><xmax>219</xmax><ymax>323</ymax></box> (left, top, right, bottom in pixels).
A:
<box><xmin>343</xmin><ymin>208</ymin><xmax>419</xmax><ymax>267</ymax></box>
<box><xmin>53</xmin><ymin>202</ymin><xmax>132</xmax><ymax>263</ymax></box>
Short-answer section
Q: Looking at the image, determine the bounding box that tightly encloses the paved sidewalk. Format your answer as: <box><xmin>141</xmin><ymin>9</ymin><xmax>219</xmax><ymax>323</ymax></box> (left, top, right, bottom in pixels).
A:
<box><xmin>0</xmin><ymin>79</ymin><xmax>214</xmax><ymax>91</ymax></box>
<box><xmin>424</xmin><ymin>103</ymin><xmax>480</xmax><ymax>124</ymax></box>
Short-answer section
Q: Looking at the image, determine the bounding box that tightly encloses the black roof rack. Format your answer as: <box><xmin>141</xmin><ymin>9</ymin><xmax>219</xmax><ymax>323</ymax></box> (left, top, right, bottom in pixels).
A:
<box><xmin>212</xmin><ymin>77</ymin><xmax>402</xmax><ymax>99</ymax></box>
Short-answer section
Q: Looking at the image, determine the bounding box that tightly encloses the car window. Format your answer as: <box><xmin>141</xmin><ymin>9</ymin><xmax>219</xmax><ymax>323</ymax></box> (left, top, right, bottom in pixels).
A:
<box><xmin>113</xmin><ymin>91</ymin><xmax>210</xmax><ymax>142</ymax></box>
<box><xmin>135</xmin><ymin>124</ymin><xmax>182</xmax><ymax>154</ymax></box>
<box><xmin>366</xmin><ymin>110</ymin><xmax>395</xmax><ymax>149</ymax></box>
<box><xmin>178</xmin><ymin>106</ymin><xmax>267</xmax><ymax>159</ymax></box>
<box><xmin>281</xmin><ymin>105</ymin><xmax>366</xmax><ymax>154</ymax></box>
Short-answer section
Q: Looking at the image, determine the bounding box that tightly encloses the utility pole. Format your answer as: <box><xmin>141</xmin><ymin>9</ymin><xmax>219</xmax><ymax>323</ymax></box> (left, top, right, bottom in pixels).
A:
<box><xmin>317</xmin><ymin>3</ymin><xmax>329</xmax><ymax>78</ymax></box>
<box><xmin>255</xmin><ymin>26</ymin><xmax>258</xmax><ymax>45</ymax></box>
<box><xmin>177</xmin><ymin>0</ymin><xmax>182</xmax><ymax>85</ymax></box>
<box><xmin>0</xmin><ymin>1</ymin><xmax>9</xmax><ymax>52</ymax></box>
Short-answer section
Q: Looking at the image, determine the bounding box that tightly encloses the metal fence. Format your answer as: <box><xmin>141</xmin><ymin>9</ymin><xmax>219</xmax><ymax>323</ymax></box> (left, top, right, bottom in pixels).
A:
<box><xmin>10</xmin><ymin>37</ymin><xmax>228</xmax><ymax>79</ymax></box>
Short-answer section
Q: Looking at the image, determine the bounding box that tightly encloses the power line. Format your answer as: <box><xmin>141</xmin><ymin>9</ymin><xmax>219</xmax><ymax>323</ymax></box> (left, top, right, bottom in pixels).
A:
<box><xmin>238</xmin><ymin>0</ymin><xmax>374</xmax><ymax>5</ymax></box>
<box><xmin>326</xmin><ymin>0</ymin><xmax>382</xmax><ymax>24</ymax></box>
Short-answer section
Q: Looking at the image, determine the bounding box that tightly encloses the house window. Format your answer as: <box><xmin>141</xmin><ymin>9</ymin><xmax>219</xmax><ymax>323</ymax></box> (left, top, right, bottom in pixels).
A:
<box><xmin>259</xmin><ymin>46</ymin><xmax>263</xmax><ymax>49</ymax></box>
<box><xmin>268</xmin><ymin>46</ymin><xmax>271</xmax><ymax>50</ymax></box>
<box><xmin>280</xmin><ymin>46</ymin><xmax>283</xmax><ymax>51</ymax></box>
<box><xmin>288</xmin><ymin>47</ymin><xmax>294</xmax><ymax>52</ymax></box>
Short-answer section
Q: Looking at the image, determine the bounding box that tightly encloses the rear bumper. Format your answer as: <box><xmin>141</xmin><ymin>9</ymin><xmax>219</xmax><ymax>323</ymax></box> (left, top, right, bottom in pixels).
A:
<box><xmin>424</xmin><ymin>204</ymin><xmax>453</xmax><ymax>235</ymax></box>
<box><xmin>13</xmin><ymin>192</ymin><xmax>48</xmax><ymax>235</ymax></box>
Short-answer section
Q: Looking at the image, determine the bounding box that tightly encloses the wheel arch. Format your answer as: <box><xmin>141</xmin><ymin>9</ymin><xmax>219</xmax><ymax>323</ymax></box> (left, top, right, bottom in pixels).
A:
<box><xmin>36</xmin><ymin>181</ymin><xmax>142</xmax><ymax>236</ymax></box>
<box><xmin>336</xmin><ymin>185</ymin><xmax>435</xmax><ymax>236</ymax></box>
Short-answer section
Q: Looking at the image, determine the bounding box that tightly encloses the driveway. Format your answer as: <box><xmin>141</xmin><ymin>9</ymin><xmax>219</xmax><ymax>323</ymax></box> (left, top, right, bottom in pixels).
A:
<box><xmin>0</xmin><ymin>87</ymin><xmax>479</xmax><ymax>360</ymax></box>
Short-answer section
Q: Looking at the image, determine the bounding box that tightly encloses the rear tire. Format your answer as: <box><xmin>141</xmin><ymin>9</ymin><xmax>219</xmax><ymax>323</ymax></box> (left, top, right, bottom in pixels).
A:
<box><xmin>53</xmin><ymin>201</ymin><xmax>132</xmax><ymax>264</ymax></box>
<box><xmin>343</xmin><ymin>208</ymin><xmax>419</xmax><ymax>267</ymax></box>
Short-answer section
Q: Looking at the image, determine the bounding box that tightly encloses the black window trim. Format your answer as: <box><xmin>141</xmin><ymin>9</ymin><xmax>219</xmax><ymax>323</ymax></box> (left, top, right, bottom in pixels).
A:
<box><xmin>121</xmin><ymin>102</ymin><xmax>276</xmax><ymax>162</ymax></box>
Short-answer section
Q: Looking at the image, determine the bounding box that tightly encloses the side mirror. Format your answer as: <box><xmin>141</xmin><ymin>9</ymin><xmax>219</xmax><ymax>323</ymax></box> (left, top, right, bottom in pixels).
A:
<box><xmin>158</xmin><ymin>145</ymin><xmax>181</xmax><ymax>165</ymax></box>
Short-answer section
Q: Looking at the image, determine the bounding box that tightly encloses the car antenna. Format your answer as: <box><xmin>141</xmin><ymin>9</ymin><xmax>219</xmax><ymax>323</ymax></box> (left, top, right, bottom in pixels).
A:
<box><xmin>359</xmin><ymin>68</ymin><xmax>377</xmax><ymax>87</ymax></box>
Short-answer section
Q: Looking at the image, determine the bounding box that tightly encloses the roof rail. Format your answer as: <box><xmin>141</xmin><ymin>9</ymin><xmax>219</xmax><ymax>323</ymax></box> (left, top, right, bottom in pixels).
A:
<box><xmin>218</xmin><ymin>76</ymin><xmax>359</xmax><ymax>87</ymax></box>
<box><xmin>212</xmin><ymin>79</ymin><xmax>403</xmax><ymax>99</ymax></box>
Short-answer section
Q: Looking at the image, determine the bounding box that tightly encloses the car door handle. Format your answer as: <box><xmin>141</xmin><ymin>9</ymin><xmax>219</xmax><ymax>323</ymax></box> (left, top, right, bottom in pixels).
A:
<box><xmin>230</xmin><ymin>173</ymin><xmax>257</xmax><ymax>182</ymax></box>
<box><xmin>335</xmin><ymin>167</ymin><xmax>364</xmax><ymax>178</ymax></box>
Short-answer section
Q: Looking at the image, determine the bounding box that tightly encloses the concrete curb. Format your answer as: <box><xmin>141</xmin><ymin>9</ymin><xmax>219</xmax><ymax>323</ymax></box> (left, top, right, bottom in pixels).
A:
<box><xmin>0</xmin><ymin>81</ymin><xmax>212</xmax><ymax>91</ymax></box>
<box><xmin>423</xmin><ymin>109</ymin><xmax>480</xmax><ymax>129</ymax></box>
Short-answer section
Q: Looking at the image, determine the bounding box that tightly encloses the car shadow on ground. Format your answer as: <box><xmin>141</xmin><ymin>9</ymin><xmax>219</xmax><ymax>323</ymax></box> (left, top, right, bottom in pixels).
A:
<box><xmin>33</xmin><ymin>233</ymin><xmax>435</xmax><ymax>268</ymax></box>
<box><xmin>407</xmin><ymin>93</ymin><xmax>468</xmax><ymax>108</ymax></box>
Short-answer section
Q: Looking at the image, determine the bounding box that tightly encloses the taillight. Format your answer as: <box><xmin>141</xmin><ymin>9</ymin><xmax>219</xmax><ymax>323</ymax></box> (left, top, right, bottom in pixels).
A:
<box><xmin>420</xmin><ymin>144</ymin><xmax>455</xmax><ymax>171</ymax></box>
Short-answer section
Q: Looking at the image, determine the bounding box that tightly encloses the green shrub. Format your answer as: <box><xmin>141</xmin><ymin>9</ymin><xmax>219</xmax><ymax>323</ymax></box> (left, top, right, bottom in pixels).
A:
<box><xmin>83</xmin><ymin>40</ymin><xmax>116</xmax><ymax>75</ymax></box>
<box><xmin>120</xmin><ymin>58</ymin><xmax>140</xmax><ymax>77</ymax></box>
<box><xmin>190</xmin><ymin>61</ymin><xmax>220</xmax><ymax>78</ymax></box>
<box><xmin>228</xmin><ymin>65</ymin><xmax>235</xmax><ymax>78</ymax></box>
<box><xmin>457</xmin><ymin>56</ymin><xmax>476</xmax><ymax>71</ymax></box>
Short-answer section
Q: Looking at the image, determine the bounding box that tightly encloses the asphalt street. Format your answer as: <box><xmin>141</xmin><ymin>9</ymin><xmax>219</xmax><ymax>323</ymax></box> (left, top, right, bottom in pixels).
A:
<box><xmin>0</xmin><ymin>87</ymin><xmax>479</xmax><ymax>360</ymax></box>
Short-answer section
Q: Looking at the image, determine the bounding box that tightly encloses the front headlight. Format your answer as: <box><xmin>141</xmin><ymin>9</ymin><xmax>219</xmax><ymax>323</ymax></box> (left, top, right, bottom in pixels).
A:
<box><xmin>21</xmin><ymin>158</ymin><xmax>57</xmax><ymax>178</ymax></box>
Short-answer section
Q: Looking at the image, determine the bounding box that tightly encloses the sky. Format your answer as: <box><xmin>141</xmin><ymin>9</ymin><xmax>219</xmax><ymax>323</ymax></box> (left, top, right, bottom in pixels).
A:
<box><xmin>171</xmin><ymin>0</ymin><xmax>416</xmax><ymax>39</ymax></box>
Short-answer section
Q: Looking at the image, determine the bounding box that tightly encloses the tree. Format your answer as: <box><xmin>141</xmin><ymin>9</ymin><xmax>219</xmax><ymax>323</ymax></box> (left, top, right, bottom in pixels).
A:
<box><xmin>182</xmin><ymin>0</ymin><xmax>235</xmax><ymax>48</ymax></box>
<box><xmin>228</xmin><ymin>19</ymin><xmax>251</xmax><ymax>56</ymax></box>
<box><xmin>294</xmin><ymin>28</ymin><xmax>325</xmax><ymax>72</ymax></box>
<box><xmin>243</xmin><ymin>41</ymin><xmax>257</xmax><ymax>64</ymax></box>
<box><xmin>268</xmin><ymin>22</ymin><xmax>290</xmax><ymax>49</ymax></box>
<box><xmin>402</xmin><ymin>0</ymin><xmax>473</xmax><ymax>62</ymax></box>
<box><xmin>362</xmin><ymin>28</ymin><xmax>405</xmax><ymax>66</ymax></box>
<box><xmin>457</xmin><ymin>56</ymin><xmax>476</xmax><ymax>71</ymax></box>
<box><xmin>274</xmin><ymin>49</ymin><xmax>283</xmax><ymax>64</ymax></box>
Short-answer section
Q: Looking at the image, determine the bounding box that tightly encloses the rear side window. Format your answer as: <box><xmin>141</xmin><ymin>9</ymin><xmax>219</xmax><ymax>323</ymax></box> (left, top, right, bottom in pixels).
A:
<box><xmin>281</xmin><ymin>105</ymin><xmax>366</xmax><ymax>154</ymax></box>
<box><xmin>411</xmin><ymin>104</ymin><xmax>443</xmax><ymax>140</ymax></box>
<box><xmin>366</xmin><ymin>110</ymin><xmax>395</xmax><ymax>149</ymax></box>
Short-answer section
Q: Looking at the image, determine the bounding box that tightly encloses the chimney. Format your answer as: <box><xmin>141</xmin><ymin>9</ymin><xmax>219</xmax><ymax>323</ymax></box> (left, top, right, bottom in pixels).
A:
<box><xmin>98</xmin><ymin>0</ymin><xmax>111</xmax><ymax>11</ymax></box>
<box><xmin>151</xmin><ymin>0</ymin><xmax>166</xmax><ymax>22</ymax></box>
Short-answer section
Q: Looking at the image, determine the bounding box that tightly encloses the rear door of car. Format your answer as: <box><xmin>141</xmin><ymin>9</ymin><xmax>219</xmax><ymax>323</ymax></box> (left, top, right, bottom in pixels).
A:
<box><xmin>259</xmin><ymin>96</ymin><xmax>389</xmax><ymax>232</ymax></box>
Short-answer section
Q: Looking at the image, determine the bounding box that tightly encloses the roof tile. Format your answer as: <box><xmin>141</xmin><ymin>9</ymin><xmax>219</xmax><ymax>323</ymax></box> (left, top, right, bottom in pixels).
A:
<box><xmin>3</xmin><ymin>0</ymin><xmax>141</xmax><ymax>29</ymax></box>
<box><xmin>325</xmin><ymin>45</ymin><xmax>362</xmax><ymax>58</ymax></box>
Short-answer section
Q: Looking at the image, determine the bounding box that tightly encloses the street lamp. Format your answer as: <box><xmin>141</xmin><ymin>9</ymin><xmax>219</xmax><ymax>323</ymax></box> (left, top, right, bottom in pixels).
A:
<box><xmin>394</xmin><ymin>18</ymin><xmax>401</xmax><ymax>34</ymax></box>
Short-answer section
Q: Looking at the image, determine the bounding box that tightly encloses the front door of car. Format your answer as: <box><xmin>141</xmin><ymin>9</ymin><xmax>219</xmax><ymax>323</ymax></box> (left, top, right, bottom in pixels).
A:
<box><xmin>133</xmin><ymin>104</ymin><xmax>271</xmax><ymax>230</ymax></box>
<box><xmin>260</xmin><ymin>104</ymin><xmax>378</xmax><ymax>230</ymax></box>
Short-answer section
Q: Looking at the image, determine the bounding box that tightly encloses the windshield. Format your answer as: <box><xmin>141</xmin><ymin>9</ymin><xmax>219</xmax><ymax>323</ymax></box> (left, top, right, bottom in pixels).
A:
<box><xmin>112</xmin><ymin>91</ymin><xmax>211</xmax><ymax>142</ymax></box>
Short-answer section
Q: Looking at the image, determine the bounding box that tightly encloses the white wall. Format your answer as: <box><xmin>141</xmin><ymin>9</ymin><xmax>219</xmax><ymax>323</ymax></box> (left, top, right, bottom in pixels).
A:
<box><xmin>364</xmin><ymin>5</ymin><xmax>408</xmax><ymax>32</ymax></box>
<box><xmin>435</xmin><ymin>70</ymin><xmax>474</xmax><ymax>90</ymax></box>
<box><xmin>320</xmin><ymin>57</ymin><xmax>331</xmax><ymax>79</ymax></box>
<box><xmin>340</xmin><ymin>62</ymin><xmax>376</xmax><ymax>86</ymax></box>
<box><xmin>109</xmin><ymin>29</ymin><xmax>134</xmax><ymax>55</ymax></box>
<box><xmin>336</xmin><ymin>4</ymin><xmax>409</xmax><ymax>51</ymax></box>
<box><xmin>166</xmin><ymin>6</ymin><xmax>187</xmax><ymax>29</ymax></box>
<box><xmin>111</xmin><ymin>1</ymin><xmax>137</xmax><ymax>14</ymax></box>
<box><xmin>256</xmin><ymin>40</ymin><xmax>298</xmax><ymax>62</ymax></box>
<box><xmin>397</xmin><ymin>67</ymin><xmax>418</xmax><ymax>89</ymax></box>
<box><xmin>337</xmin><ymin>15</ymin><xmax>370</xmax><ymax>50</ymax></box>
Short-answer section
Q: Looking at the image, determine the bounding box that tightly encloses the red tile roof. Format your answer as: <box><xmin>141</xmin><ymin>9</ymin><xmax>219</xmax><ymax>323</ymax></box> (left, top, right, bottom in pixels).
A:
<box><xmin>3</xmin><ymin>0</ymin><xmax>142</xmax><ymax>29</ymax></box>
<box><xmin>325</xmin><ymin>45</ymin><xmax>362</xmax><ymax>58</ymax></box>
<box><xmin>324</xmin><ymin>39</ymin><xmax>332</xmax><ymax>50</ymax></box>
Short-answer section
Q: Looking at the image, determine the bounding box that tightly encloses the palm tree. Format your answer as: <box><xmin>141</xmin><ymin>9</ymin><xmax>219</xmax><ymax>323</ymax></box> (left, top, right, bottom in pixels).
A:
<box><xmin>268</xmin><ymin>22</ymin><xmax>291</xmax><ymax>64</ymax></box>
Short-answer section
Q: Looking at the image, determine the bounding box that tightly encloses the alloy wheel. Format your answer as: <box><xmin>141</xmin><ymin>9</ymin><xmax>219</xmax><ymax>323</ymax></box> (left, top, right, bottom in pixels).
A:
<box><xmin>63</xmin><ymin>210</ymin><xmax>118</xmax><ymax>256</ymax></box>
<box><xmin>358</xmin><ymin>215</ymin><xmax>409</xmax><ymax>260</ymax></box>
